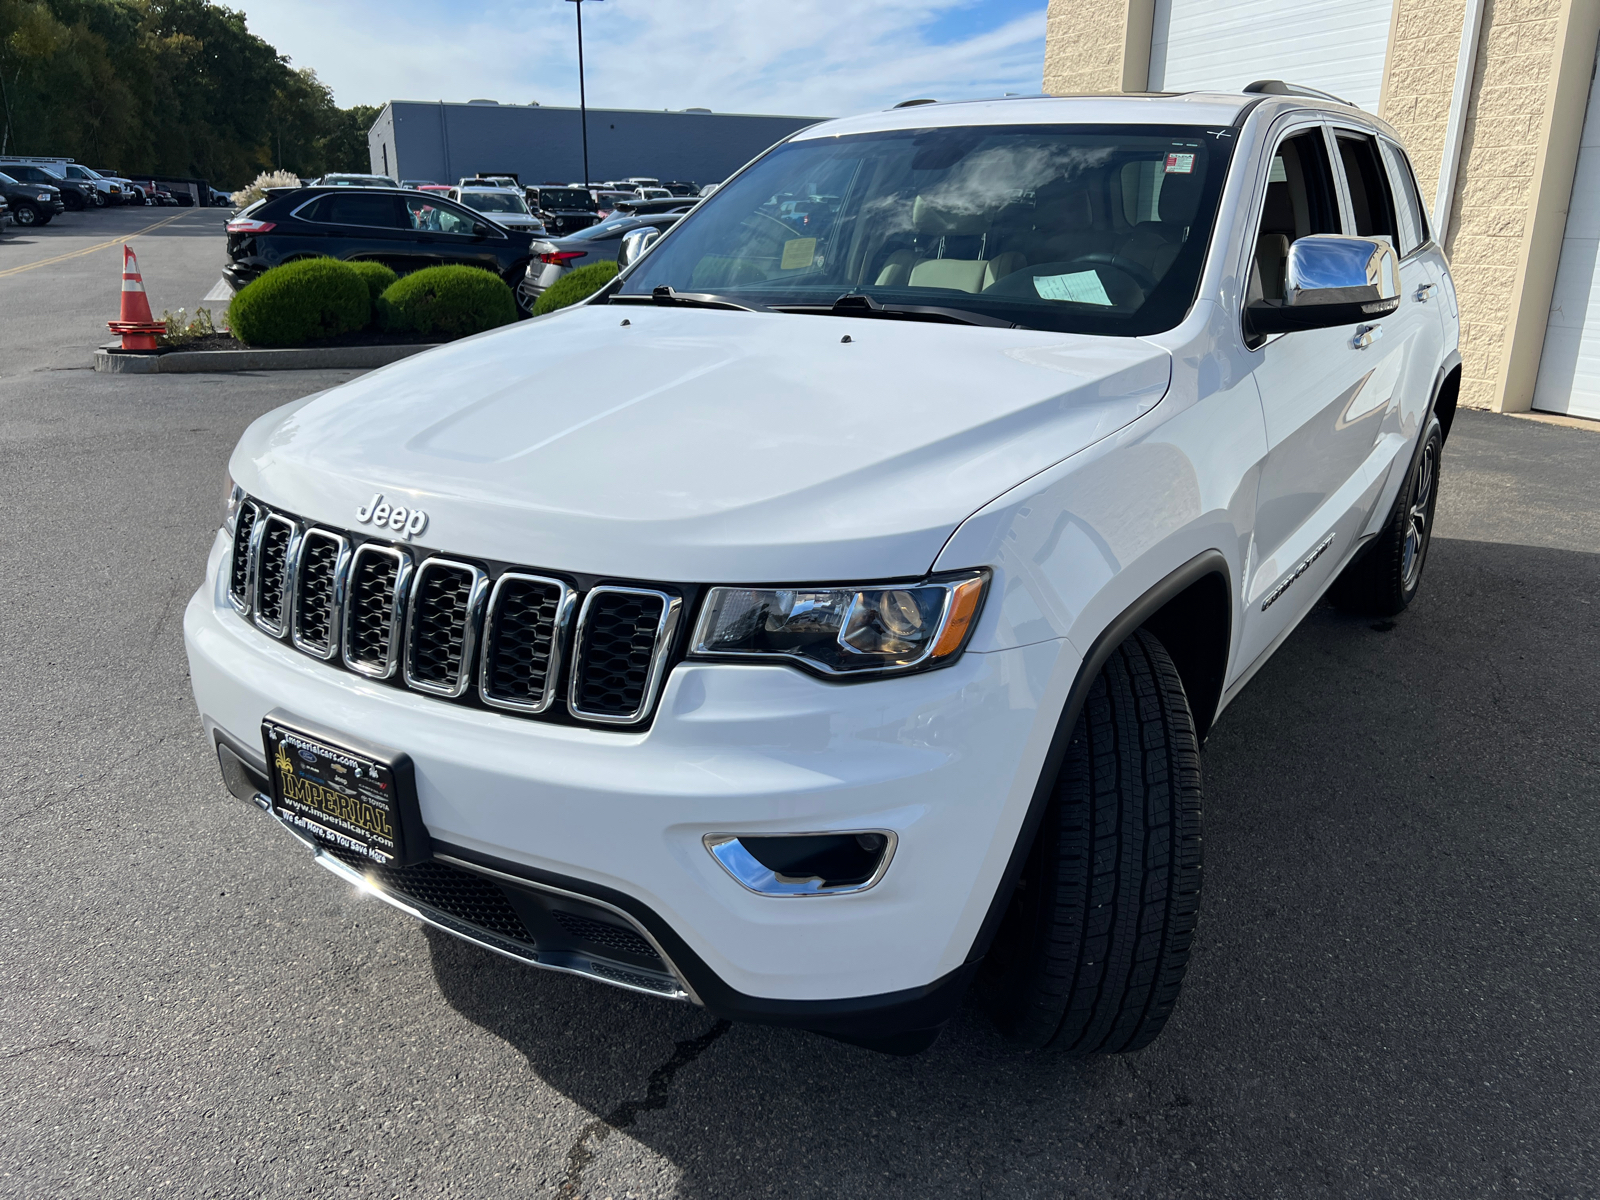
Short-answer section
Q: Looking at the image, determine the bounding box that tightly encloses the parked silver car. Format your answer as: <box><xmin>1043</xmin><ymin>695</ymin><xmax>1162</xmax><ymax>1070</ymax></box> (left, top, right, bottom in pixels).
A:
<box><xmin>517</xmin><ymin>212</ymin><xmax>683</xmax><ymax>307</ymax></box>
<box><xmin>450</xmin><ymin>186</ymin><xmax>546</xmax><ymax>234</ymax></box>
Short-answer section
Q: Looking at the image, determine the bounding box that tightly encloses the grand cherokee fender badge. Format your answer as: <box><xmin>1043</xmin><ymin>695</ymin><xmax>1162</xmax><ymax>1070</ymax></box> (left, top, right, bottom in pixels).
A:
<box><xmin>356</xmin><ymin>493</ymin><xmax>428</xmax><ymax>539</ymax></box>
<box><xmin>1260</xmin><ymin>533</ymin><xmax>1335</xmax><ymax>611</ymax></box>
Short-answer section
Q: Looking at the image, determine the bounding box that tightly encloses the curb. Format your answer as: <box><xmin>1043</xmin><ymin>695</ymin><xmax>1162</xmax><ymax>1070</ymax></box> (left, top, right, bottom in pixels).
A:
<box><xmin>94</xmin><ymin>342</ymin><xmax>442</xmax><ymax>374</ymax></box>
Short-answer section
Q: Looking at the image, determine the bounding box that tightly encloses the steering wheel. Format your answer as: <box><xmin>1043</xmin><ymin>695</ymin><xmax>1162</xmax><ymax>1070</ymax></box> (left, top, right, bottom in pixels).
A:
<box><xmin>1064</xmin><ymin>252</ymin><xmax>1159</xmax><ymax>293</ymax></box>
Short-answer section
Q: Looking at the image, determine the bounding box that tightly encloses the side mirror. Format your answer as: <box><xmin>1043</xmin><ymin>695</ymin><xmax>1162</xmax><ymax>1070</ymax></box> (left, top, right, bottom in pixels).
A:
<box><xmin>617</xmin><ymin>226</ymin><xmax>662</xmax><ymax>268</ymax></box>
<box><xmin>1247</xmin><ymin>234</ymin><xmax>1400</xmax><ymax>335</ymax></box>
<box><xmin>471</xmin><ymin>221</ymin><xmax>491</xmax><ymax>238</ymax></box>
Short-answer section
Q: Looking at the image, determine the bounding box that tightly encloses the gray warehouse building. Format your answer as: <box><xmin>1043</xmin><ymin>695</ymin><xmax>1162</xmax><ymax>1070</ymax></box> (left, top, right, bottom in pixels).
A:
<box><xmin>367</xmin><ymin>100</ymin><xmax>824</xmax><ymax>188</ymax></box>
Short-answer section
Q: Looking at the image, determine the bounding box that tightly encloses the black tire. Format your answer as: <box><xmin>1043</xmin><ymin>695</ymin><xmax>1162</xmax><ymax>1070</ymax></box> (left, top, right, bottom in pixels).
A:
<box><xmin>12</xmin><ymin>204</ymin><xmax>41</xmax><ymax>227</ymax></box>
<box><xmin>980</xmin><ymin>629</ymin><xmax>1203</xmax><ymax>1054</ymax></box>
<box><xmin>1329</xmin><ymin>414</ymin><xmax>1443</xmax><ymax>617</ymax></box>
<box><xmin>62</xmin><ymin>190</ymin><xmax>85</xmax><ymax>212</ymax></box>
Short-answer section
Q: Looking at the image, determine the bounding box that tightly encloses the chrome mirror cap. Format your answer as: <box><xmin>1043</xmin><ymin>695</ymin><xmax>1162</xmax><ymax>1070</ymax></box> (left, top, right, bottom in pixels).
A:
<box><xmin>1285</xmin><ymin>234</ymin><xmax>1400</xmax><ymax>307</ymax></box>
<box><xmin>617</xmin><ymin>226</ymin><xmax>662</xmax><ymax>268</ymax></box>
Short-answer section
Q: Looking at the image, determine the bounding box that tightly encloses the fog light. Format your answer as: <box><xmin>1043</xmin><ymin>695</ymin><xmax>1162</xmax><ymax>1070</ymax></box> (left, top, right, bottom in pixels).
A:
<box><xmin>704</xmin><ymin>831</ymin><xmax>896</xmax><ymax>897</ymax></box>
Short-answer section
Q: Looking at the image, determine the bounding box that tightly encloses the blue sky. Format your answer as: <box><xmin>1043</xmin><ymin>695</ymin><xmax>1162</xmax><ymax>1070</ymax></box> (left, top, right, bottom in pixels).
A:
<box><xmin>239</xmin><ymin>0</ymin><xmax>1049</xmax><ymax>118</ymax></box>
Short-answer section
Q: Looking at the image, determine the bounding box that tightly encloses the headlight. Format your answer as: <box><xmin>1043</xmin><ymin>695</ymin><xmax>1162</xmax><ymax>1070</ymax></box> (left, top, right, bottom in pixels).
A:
<box><xmin>36</xmin><ymin>192</ymin><xmax>50</xmax><ymax>202</ymax></box>
<box><xmin>690</xmin><ymin>570</ymin><xmax>988</xmax><ymax>677</ymax></box>
<box><xmin>222</xmin><ymin>474</ymin><xmax>244</xmax><ymax>534</ymax></box>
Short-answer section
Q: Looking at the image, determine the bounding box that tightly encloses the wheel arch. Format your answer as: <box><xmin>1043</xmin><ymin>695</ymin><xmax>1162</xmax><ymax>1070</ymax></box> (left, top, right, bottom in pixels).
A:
<box><xmin>964</xmin><ymin>549</ymin><xmax>1232</xmax><ymax>965</ymax></box>
<box><xmin>1431</xmin><ymin>351</ymin><xmax>1462</xmax><ymax>444</ymax></box>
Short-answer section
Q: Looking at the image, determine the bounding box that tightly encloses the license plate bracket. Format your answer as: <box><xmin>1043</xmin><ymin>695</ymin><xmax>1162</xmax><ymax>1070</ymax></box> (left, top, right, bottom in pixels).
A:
<box><xmin>261</xmin><ymin>711</ymin><xmax>427</xmax><ymax>867</ymax></box>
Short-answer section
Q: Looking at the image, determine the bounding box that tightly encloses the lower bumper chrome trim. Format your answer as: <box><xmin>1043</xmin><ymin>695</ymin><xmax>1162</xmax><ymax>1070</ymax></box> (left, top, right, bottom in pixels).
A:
<box><xmin>257</xmin><ymin>793</ymin><xmax>696</xmax><ymax>1004</ymax></box>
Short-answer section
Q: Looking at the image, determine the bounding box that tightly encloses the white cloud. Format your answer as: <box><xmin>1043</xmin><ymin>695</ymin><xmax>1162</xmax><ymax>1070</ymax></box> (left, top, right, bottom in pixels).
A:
<box><xmin>240</xmin><ymin>0</ymin><xmax>1046</xmax><ymax>118</ymax></box>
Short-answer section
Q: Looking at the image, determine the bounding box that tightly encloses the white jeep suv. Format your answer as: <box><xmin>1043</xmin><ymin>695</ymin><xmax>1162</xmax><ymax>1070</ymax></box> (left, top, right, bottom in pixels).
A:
<box><xmin>186</xmin><ymin>88</ymin><xmax>1460</xmax><ymax>1055</ymax></box>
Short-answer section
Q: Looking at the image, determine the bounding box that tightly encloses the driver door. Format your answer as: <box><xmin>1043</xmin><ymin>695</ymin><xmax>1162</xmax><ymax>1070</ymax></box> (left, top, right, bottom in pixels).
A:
<box><xmin>1236</xmin><ymin>122</ymin><xmax>1400</xmax><ymax>671</ymax></box>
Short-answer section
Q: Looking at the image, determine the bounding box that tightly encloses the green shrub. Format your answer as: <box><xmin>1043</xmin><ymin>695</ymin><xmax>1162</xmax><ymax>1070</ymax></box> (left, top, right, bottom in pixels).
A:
<box><xmin>532</xmin><ymin>260</ymin><xmax>618</xmax><ymax>316</ymax></box>
<box><xmin>227</xmin><ymin>258</ymin><xmax>369</xmax><ymax>347</ymax></box>
<box><xmin>377</xmin><ymin>265</ymin><xmax>517</xmax><ymax>339</ymax></box>
<box><xmin>347</xmin><ymin>260</ymin><xmax>399</xmax><ymax>309</ymax></box>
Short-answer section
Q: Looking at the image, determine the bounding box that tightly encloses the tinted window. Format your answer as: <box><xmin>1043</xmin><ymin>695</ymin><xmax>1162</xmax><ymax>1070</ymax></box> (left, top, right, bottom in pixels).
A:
<box><xmin>1336</xmin><ymin>133</ymin><xmax>1397</xmax><ymax>242</ymax></box>
<box><xmin>319</xmin><ymin>193</ymin><xmax>407</xmax><ymax>229</ymax></box>
<box><xmin>1379</xmin><ymin>139</ymin><xmax>1430</xmax><ymax>254</ymax></box>
<box><xmin>1250</xmin><ymin>128</ymin><xmax>1340</xmax><ymax>302</ymax></box>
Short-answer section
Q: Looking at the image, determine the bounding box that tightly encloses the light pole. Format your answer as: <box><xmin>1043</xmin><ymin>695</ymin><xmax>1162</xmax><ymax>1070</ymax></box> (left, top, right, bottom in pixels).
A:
<box><xmin>564</xmin><ymin>0</ymin><xmax>602</xmax><ymax>187</ymax></box>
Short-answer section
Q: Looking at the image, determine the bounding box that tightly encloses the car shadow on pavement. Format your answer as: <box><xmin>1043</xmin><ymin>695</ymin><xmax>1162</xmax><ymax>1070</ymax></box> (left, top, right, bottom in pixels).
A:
<box><xmin>426</xmin><ymin>535</ymin><xmax>1600</xmax><ymax>1198</ymax></box>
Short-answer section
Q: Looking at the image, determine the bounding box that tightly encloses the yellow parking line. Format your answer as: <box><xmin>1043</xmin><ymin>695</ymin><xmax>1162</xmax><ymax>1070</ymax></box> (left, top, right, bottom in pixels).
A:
<box><xmin>0</xmin><ymin>210</ymin><xmax>196</xmax><ymax>279</ymax></box>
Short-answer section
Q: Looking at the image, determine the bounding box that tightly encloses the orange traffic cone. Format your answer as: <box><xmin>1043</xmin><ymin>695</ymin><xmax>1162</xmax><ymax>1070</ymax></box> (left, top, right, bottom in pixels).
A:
<box><xmin>107</xmin><ymin>244</ymin><xmax>166</xmax><ymax>351</ymax></box>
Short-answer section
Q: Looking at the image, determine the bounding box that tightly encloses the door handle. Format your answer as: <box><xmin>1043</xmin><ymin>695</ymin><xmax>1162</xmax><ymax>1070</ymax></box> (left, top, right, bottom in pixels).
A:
<box><xmin>1352</xmin><ymin>324</ymin><xmax>1383</xmax><ymax>350</ymax></box>
<box><xmin>1414</xmin><ymin>282</ymin><xmax>1436</xmax><ymax>303</ymax></box>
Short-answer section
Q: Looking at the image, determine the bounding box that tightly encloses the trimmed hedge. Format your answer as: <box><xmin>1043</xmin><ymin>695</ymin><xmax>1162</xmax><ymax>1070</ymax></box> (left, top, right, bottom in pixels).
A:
<box><xmin>378</xmin><ymin>265</ymin><xmax>517</xmax><ymax>338</ymax></box>
<box><xmin>532</xmin><ymin>260</ymin><xmax>618</xmax><ymax>316</ymax></box>
<box><xmin>348</xmin><ymin>260</ymin><xmax>399</xmax><ymax>306</ymax></box>
<box><xmin>228</xmin><ymin>258</ymin><xmax>370</xmax><ymax>347</ymax></box>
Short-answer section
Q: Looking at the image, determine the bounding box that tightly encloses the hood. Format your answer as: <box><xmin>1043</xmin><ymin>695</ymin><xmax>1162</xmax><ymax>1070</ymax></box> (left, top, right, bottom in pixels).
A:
<box><xmin>234</xmin><ymin>305</ymin><xmax>1170</xmax><ymax>583</ymax></box>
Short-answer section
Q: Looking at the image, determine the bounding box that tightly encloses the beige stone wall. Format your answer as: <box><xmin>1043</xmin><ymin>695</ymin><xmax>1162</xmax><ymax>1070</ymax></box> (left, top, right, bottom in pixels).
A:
<box><xmin>1383</xmin><ymin>0</ymin><xmax>1600</xmax><ymax>410</ymax></box>
<box><xmin>1043</xmin><ymin>0</ymin><xmax>1154</xmax><ymax>94</ymax></box>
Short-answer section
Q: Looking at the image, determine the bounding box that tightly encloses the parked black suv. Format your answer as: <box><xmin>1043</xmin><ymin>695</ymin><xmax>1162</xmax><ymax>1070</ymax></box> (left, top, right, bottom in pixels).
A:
<box><xmin>0</xmin><ymin>170</ymin><xmax>65</xmax><ymax>225</ymax></box>
<box><xmin>224</xmin><ymin>186</ymin><xmax>538</xmax><ymax>308</ymax></box>
<box><xmin>526</xmin><ymin>186</ymin><xmax>600</xmax><ymax>236</ymax></box>
<box><xmin>0</xmin><ymin>163</ymin><xmax>90</xmax><ymax>211</ymax></box>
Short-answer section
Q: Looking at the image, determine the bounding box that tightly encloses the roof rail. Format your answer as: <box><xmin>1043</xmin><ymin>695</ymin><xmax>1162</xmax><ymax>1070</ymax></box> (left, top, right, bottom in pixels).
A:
<box><xmin>1242</xmin><ymin>79</ymin><xmax>1358</xmax><ymax>108</ymax></box>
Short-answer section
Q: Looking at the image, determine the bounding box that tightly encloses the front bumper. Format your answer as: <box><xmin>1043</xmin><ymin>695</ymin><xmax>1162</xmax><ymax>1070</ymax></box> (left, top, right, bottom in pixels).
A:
<box><xmin>184</xmin><ymin>531</ymin><xmax>1077</xmax><ymax>1038</ymax></box>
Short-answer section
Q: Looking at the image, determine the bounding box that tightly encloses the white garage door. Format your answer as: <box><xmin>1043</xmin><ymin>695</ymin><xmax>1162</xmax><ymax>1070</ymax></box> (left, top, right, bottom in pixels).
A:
<box><xmin>1532</xmin><ymin>42</ymin><xmax>1600</xmax><ymax>420</ymax></box>
<box><xmin>1148</xmin><ymin>0</ymin><xmax>1396</xmax><ymax>113</ymax></box>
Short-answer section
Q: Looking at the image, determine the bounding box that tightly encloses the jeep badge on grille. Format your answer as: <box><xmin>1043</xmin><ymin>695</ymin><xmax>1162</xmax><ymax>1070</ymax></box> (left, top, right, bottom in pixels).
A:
<box><xmin>355</xmin><ymin>493</ymin><xmax>428</xmax><ymax>539</ymax></box>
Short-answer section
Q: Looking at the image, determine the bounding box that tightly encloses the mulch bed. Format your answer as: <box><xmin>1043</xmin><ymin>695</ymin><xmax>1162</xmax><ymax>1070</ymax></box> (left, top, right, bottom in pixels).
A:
<box><xmin>155</xmin><ymin>330</ymin><xmax>443</xmax><ymax>353</ymax></box>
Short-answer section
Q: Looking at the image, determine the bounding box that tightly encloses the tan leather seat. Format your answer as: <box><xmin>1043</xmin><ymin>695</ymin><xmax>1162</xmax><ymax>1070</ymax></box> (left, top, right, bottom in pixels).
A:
<box><xmin>874</xmin><ymin>195</ymin><xmax>1017</xmax><ymax>293</ymax></box>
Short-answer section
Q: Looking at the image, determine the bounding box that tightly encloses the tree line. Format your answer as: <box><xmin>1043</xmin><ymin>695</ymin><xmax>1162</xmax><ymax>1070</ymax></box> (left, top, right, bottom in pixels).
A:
<box><xmin>0</xmin><ymin>0</ymin><xmax>377</xmax><ymax>186</ymax></box>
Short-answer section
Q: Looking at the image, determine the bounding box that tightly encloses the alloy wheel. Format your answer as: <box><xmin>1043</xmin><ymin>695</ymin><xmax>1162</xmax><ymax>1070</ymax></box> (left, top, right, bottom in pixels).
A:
<box><xmin>1401</xmin><ymin>437</ymin><xmax>1436</xmax><ymax>591</ymax></box>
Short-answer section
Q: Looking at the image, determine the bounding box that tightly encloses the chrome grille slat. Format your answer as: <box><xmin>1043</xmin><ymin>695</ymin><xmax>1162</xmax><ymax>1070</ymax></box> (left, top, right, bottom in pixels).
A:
<box><xmin>291</xmin><ymin>529</ymin><xmax>350</xmax><ymax>660</ymax></box>
<box><xmin>569</xmin><ymin>587</ymin><xmax>682</xmax><ymax>725</ymax></box>
<box><xmin>251</xmin><ymin>514</ymin><xmax>298</xmax><ymax>638</ymax></box>
<box><xmin>228</xmin><ymin>502</ymin><xmax>260</xmax><ymax>612</ymax></box>
<box><xmin>480</xmin><ymin>573</ymin><xmax>574</xmax><ymax>714</ymax></box>
<box><xmin>342</xmin><ymin>543</ymin><xmax>413</xmax><ymax>679</ymax></box>
<box><xmin>404</xmin><ymin>559</ymin><xmax>489</xmax><ymax>698</ymax></box>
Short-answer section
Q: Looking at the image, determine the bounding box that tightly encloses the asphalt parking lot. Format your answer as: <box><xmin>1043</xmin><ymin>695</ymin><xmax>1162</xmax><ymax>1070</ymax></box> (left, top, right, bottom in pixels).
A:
<box><xmin>2</xmin><ymin>212</ymin><xmax>1597</xmax><ymax>1199</ymax></box>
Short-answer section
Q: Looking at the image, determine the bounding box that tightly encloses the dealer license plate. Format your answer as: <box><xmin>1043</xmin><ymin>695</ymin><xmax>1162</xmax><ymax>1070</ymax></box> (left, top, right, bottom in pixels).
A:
<box><xmin>262</xmin><ymin>715</ymin><xmax>423</xmax><ymax>867</ymax></box>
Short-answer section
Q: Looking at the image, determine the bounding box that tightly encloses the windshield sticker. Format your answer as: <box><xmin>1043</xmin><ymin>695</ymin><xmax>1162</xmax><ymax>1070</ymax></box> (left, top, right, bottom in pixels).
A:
<box><xmin>1165</xmin><ymin>152</ymin><xmax>1196</xmax><ymax>174</ymax></box>
<box><xmin>1033</xmin><ymin>270</ymin><xmax>1113</xmax><ymax>306</ymax></box>
<box><xmin>780</xmin><ymin>237</ymin><xmax>817</xmax><ymax>270</ymax></box>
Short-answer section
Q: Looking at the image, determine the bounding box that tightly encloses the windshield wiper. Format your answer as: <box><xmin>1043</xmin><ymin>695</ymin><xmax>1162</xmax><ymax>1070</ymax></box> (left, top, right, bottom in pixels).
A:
<box><xmin>607</xmin><ymin>286</ymin><xmax>762</xmax><ymax>312</ymax></box>
<box><xmin>770</xmin><ymin>293</ymin><xmax>1017</xmax><ymax>328</ymax></box>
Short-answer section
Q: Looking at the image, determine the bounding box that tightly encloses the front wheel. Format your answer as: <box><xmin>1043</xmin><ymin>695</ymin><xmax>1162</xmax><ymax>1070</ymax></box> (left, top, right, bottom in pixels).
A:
<box><xmin>980</xmin><ymin>629</ymin><xmax>1203</xmax><ymax>1053</ymax></box>
<box><xmin>1329</xmin><ymin>414</ymin><xmax>1443</xmax><ymax>616</ymax></box>
<box><xmin>13</xmin><ymin>204</ymin><xmax>41</xmax><ymax>227</ymax></box>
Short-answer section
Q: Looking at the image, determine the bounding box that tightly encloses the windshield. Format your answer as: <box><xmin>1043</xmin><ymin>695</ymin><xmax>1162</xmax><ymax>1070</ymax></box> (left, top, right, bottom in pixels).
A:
<box><xmin>0</xmin><ymin>172</ymin><xmax>15</xmax><ymax>185</ymax></box>
<box><xmin>538</xmin><ymin>188</ymin><xmax>596</xmax><ymax>210</ymax></box>
<box><xmin>461</xmin><ymin>191</ymin><xmax>530</xmax><ymax>214</ymax></box>
<box><xmin>619</xmin><ymin>124</ymin><xmax>1233</xmax><ymax>335</ymax></box>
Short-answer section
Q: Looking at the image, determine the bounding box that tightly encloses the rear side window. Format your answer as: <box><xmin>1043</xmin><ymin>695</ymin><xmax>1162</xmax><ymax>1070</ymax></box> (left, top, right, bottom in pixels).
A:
<box><xmin>1335</xmin><ymin>133</ymin><xmax>1398</xmax><ymax>243</ymax></box>
<box><xmin>302</xmin><ymin>193</ymin><xmax>406</xmax><ymax>229</ymax></box>
<box><xmin>1379</xmin><ymin>139</ymin><xmax>1430</xmax><ymax>254</ymax></box>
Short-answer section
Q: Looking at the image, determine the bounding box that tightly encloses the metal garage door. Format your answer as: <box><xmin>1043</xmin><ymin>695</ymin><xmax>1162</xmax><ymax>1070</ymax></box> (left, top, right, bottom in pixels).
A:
<box><xmin>1148</xmin><ymin>0</ymin><xmax>1396</xmax><ymax>112</ymax></box>
<box><xmin>1532</xmin><ymin>42</ymin><xmax>1600</xmax><ymax>420</ymax></box>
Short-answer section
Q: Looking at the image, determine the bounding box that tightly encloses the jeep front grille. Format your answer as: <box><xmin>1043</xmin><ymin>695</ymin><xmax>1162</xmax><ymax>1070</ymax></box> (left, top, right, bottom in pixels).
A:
<box><xmin>227</xmin><ymin>497</ymin><xmax>683</xmax><ymax>729</ymax></box>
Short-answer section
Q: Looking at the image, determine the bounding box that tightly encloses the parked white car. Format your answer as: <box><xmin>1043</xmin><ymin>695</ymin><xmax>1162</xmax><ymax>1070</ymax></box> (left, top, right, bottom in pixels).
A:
<box><xmin>187</xmin><ymin>87</ymin><xmax>1459</xmax><ymax>1054</ymax></box>
<box><xmin>449</xmin><ymin>185</ymin><xmax>547</xmax><ymax>234</ymax></box>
